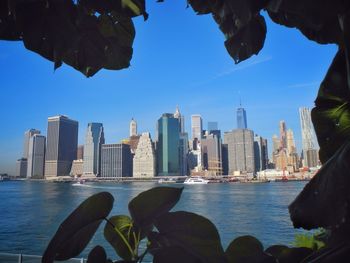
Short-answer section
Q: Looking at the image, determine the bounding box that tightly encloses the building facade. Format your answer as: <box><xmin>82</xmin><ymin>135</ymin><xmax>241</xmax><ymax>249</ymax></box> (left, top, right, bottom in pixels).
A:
<box><xmin>83</xmin><ymin>123</ymin><xmax>105</xmax><ymax>177</ymax></box>
<box><xmin>23</xmin><ymin>129</ymin><xmax>40</xmax><ymax>158</ymax></box>
<box><xmin>254</xmin><ymin>135</ymin><xmax>268</xmax><ymax>172</ymax></box>
<box><xmin>157</xmin><ymin>113</ymin><xmax>180</xmax><ymax>176</ymax></box>
<box><xmin>237</xmin><ymin>107</ymin><xmax>247</xmax><ymax>129</ymax></box>
<box><xmin>224</xmin><ymin>129</ymin><xmax>255</xmax><ymax>174</ymax></box>
<box><xmin>299</xmin><ymin>107</ymin><xmax>318</xmax><ymax>166</ymax></box>
<box><xmin>45</xmin><ymin>115</ymin><xmax>78</xmax><ymax>177</ymax></box>
<box><xmin>101</xmin><ymin>144</ymin><xmax>132</xmax><ymax>177</ymax></box>
<box><xmin>130</xmin><ymin>118</ymin><xmax>137</xmax><ymax>137</ymax></box>
<box><xmin>191</xmin><ymin>114</ymin><xmax>203</xmax><ymax>140</ymax></box>
<box><xmin>16</xmin><ymin>158</ymin><xmax>27</xmax><ymax>178</ymax></box>
<box><xmin>27</xmin><ymin>134</ymin><xmax>46</xmax><ymax>178</ymax></box>
<box><xmin>201</xmin><ymin>133</ymin><xmax>222</xmax><ymax>175</ymax></box>
<box><xmin>133</xmin><ymin>132</ymin><xmax>156</xmax><ymax>178</ymax></box>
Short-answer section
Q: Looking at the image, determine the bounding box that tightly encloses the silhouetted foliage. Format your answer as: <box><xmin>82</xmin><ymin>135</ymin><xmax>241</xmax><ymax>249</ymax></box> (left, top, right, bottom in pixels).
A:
<box><xmin>3</xmin><ymin>0</ymin><xmax>350</xmax><ymax>262</ymax></box>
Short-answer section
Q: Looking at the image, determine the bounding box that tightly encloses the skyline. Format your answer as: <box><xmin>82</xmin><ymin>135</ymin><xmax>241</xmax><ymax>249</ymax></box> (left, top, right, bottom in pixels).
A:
<box><xmin>0</xmin><ymin>1</ymin><xmax>337</xmax><ymax>174</ymax></box>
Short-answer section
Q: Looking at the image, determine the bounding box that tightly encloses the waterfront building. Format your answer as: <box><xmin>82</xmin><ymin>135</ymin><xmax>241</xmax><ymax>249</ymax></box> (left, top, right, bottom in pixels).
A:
<box><xmin>70</xmin><ymin>159</ymin><xmax>84</xmax><ymax>177</ymax></box>
<box><xmin>299</xmin><ymin>107</ymin><xmax>319</xmax><ymax>166</ymax></box>
<box><xmin>279</xmin><ymin>120</ymin><xmax>287</xmax><ymax>149</ymax></box>
<box><xmin>272</xmin><ymin>134</ymin><xmax>280</xmax><ymax>153</ymax></box>
<box><xmin>221</xmin><ymin>144</ymin><xmax>229</xmax><ymax>175</ymax></box>
<box><xmin>306</xmin><ymin>149</ymin><xmax>319</xmax><ymax>168</ymax></box>
<box><xmin>179</xmin><ymin>132</ymin><xmax>189</xmax><ymax>176</ymax></box>
<box><xmin>224</xmin><ymin>129</ymin><xmax>255</xmax><ymax>175</ymax></box>
<box><xmin>77</xmin><ymin>145</ymin><xmax>84</xmax><ymax>160</ymax></box>
<box><xmin>174</xmin><ymin>106</ymin><xmax>185</xmax><ymax>133</ymax></box>
<box><xmin>130</xmin><ymin>118</ymin><xmax>137</xmax><ymax>137</ymax></box>
<box><xmin>254</xmin><ymin>135</ymin><xmax>268</xmax><ymax>172</ymax></box>
<box><xmin>157</xmin><ymin>113</ymin><xmax>180</xmax><ymax>176</ymax></box>
<box><xmin>286</xmin><ymin>129</ymin><xmax>296</xmax><ymax>154</ymax></box>
<box><xmin>23</xmin><ymin>129</ymin><xmax>40</xmax><ymax>158</ymax></box>
<box><xmin>83</xmin><ymin>123</ymin><xmax>105</xmax><ymax>177</ymax></box>
<box><xmin>133</xmin><ymin>132</ymin><xmax>156</xmax><ymax>178</ymax></box>
<box><xmin>257</xmin><ymin>169</ymin><xmax>290</xmax><ymax>181</ymax></box>
<box><xmin>16</xmin><ymin>158</ymin><xmax>27</xmax><ymax>178</ymax></box>
<box><xmin>27</xmin><ymin>134</ymin><xmax>46</xmax><ymax>178</ymax></box>
<box><xmin>191</xmin><ymin>114</ymin><xmax>203</xmax><ymax>140</ymax></box>
<box><xmin>101</xmin><ymin>144</ymin><xmax>132</xmax><ymax>177</ymax></box>
<box><xmin>201</xmin><ymin>133</ymin><xmax>222</xmax><ymax>175</ymax></box>
<box><xmin>45</xmin><ymin>115</ymin><xmax>78</xmax><ymax>177</ymax></box>
<box><xmin>237</xmin><ymin>107</ymin><xmax>247</xmax><ymax>129</ymax></box>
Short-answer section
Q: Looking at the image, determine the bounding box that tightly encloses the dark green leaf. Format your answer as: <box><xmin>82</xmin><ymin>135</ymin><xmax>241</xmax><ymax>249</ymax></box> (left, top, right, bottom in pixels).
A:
<box><xmin>128</xmin><ymin>187</ymin><xmax>183</xmax><ymax>229</ymax></box>
<box><xmin>154</xmin><ymin>211</ymin><xmax>226</xmax><ymax>263</ymax></box>
<box><xmin>311</xmin><ymin>50</ymin><xmax>350</xmax><ymax>163</ymax></box>
<box><xmin>224</xmin><ymin>14</ymin><xmax>266</xmax><ymax>64</ymax></box>
<box><xmin>289</xmin><ymin>140</ymin><xmax>350</xmax><ymax>230</ymax></box>
<box><xmin>226</xmin><ymin>235</ymin><xmax>275</xmax><ymax>263</ymax></box>
<box><xmin>265</xmin><ymin>245</ymin><xmax>312</xmax><ymax>263</ymax></box>
<box><xmin>87</xmin><ymin>246</ymin><xmax>107</xmax><ymax>263</ymax></box>
<box><xmin>42</xmin><ymin>192</ymin><xmax>114</xmax><ymax>263</ymax></box>
<box><xmin>104</xmin><ymin>215</ymin><xmax>136</xmax><ymax>261</ymax></box>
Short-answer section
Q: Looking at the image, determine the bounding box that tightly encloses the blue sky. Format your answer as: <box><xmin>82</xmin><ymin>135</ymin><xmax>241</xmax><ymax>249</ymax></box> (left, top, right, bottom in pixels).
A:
<box><xmin>0</xmin><ymin>1</ymin><xmax>337</xmax><ymax>174</ymax></box>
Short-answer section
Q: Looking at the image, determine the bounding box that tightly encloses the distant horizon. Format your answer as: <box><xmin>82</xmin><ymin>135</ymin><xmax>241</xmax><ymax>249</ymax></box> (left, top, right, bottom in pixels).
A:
<box><xmin>0</xmin><ymin>1</ymin><xmax>336</xmax><ymax>174</ymax></box>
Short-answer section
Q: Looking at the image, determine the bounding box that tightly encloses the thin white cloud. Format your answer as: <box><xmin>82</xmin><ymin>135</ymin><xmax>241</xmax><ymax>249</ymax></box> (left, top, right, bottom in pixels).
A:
<box><xmin>188</xmin><ymin>56</ymin><xmax>272</xmax><ymax>88</ymax></box>
<box><xmin>287</xmin><ymin>82</ymin><xmax>320</xmax><ymax>88</ymax></box>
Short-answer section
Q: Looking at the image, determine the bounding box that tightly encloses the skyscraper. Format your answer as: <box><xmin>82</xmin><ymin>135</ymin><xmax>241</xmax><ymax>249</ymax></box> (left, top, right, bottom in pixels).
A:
<box><xmin>208</xmin><ymin>121</ymin><xmax>218</xmax><ymax>132</ymax></box>
<box><xmin>201</xmin><ymin>133</ymin><xmax>222</xmax><ymax>175</ymax></box>
<box><xmin>45</xmin><ymin>115</ymin><xmax>78</xmax><ymax>177</ymax></box>
<box><xmin>191</xmin><ymin>114</ymin><xmax>202</xmax><ymax>140</ymax></box>
<box><xmin>286</xmin><ymin>129</ymin><xmax>296</xmax><ymax>154</ymax></box>
<box><xmin>299</xmin><ymin>107</ymin><xmax>318</xmax><ymax>167</ymax></box>
<box><xmin>157</xmin><ymin>113</ymin><xmax>180</xmax><ymax>176</ymax></box>
<box><xmin>254</xmin><ymin>135</ymin><xmax>268</xmax><ymax>172</ymax></box>
<box><xmin>174</xmin><ymin>106</ymin><xmax>185</xmax><ymax>133</ymax></box>
<box><xmin>272</xmin><ymin>134</ymin><xmax>280</xmax><ymax>153</ymax></box>
<box><xmin>27</xmin><ymin>134</ymin><xmax>46</xmax><ymax>178</ymax></box>
<box><xmin>224</xmin><ymin>129</ymin><xmax>255</xmax><ymax>174</ymax></box>
<box><xmin>279</xmin><ymin>120</ymin><xmax>287</xmax><ymax>149</ymax></box>
<box><xmin>237</xmin><ymin>107</ymin><xmax>247</xmax><ymax>129</ymax></box>
<box><xmin>101</xmin><ymin>144</ymin><xmax>132</xmax><ymax>177</ymax></box>
<box><xmin>130</xmin><ymin>118</ymin><xmax>137</xmax><ymax>137</ymax></box>
<box><xmin>133</xmin><ymin>132</ymin><xmax>156</xmax><ymax>178</ymax></box>
<box><xmin>23</xmin><ymin>129</ymin><xmax>40</xmax><ymax>158</ymax></box>
<box><xmin>83</xmin><ymin>123</ymin><xmax>105</xmax><ymax>177</ymax></box>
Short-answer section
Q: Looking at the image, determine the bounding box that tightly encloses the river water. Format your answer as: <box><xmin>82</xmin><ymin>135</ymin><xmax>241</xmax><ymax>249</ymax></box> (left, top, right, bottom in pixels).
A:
<box><xmin>0</xmin><ymin>180</ymin><xmax>309</xmax><ymax>259</ymax></box>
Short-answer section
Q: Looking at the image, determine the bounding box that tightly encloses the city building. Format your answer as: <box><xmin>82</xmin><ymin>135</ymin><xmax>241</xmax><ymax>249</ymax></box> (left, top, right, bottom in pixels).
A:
<box><xmin>237</xmin><ymin>107</ymin><xmax>247</xmax><ymax>129</ymax></box>
<box><xmin>70</xmin><ymin>159</ymin><xmax>84</xmax><ymax>177</ymax></box>
<box><xmin>174</xmin><ymin>106</ymin><xmax>185</xmax><ymax>133</ymax></box>
<box><xmin>208</xmin><ymin>121</ymin><xmax>218</xmax><ymax>132</ymax></box>
<box><xmin>272</xmin><ymin>134</ymin><xmax>280</xmax><ymax>153</ymax></box>
<box><xmin>157</xmin><ymin>113</ymin><xmax>180</xmax><ymax>176</ymax></box>
<box><xmin>254</xmin><ymin>135</ymin><xmax>268</xmax><ymax>172</ymax></box>
<box><xmin>279</xmin><ymin>120</ymin><xmax>287</xmax><ymax>149</ymax></box>
<box><xmin>306</xmin><ymin>149</ymin><xmax>319</xmax><ymax>168</ymax></box>
<box><xmin>77</xmin><ymin>145</ymin><xmax>84</xmax><ymax>160</ymax></box>
<box><xmin>224</xmin><ymin>129</ymin><xmax>255</xmax><ymax>175</ymax></box>
<box><xmin>101</xmin><ymin>144</ymin><xmax>132</xmax><ymax>177</ymax></box>
<box><xmin>133</xmin><ymin>132</ymin><xmax>156</xmax><ymax>178</ymax></box>
<box><xmin>23</xmin><ymin>129</ymin><xmax>40</xmax><ymax>158</ymax></box>
<box><xmin>45</xmin><ymin>115</ymin><xmax>78</xmax><ymax>177</ymax></box>
<box><xmin>191</xmin><ymin>114</ymin><xmax>203</xmax><ymax>140</ymax></box>
<box><xmin>299</xmin><ymin>107</ymin><xmax>319</xmax><ymax>167</ymax></box>
<box><xmin>27</xmin><ymin>134</ymin><xmax>46</xmax><ymax>178</ymax></box>
<box><xmin>83</xmin><ymin>123</ymin><xmax>105</xmax><ymax>177</ymax></box>
<box><xmin>16</xmin><ymin>158</ymin><xmax>27</xmax><ymax>178</ymax></box>
<box><xmin>221</xmin><ymin>144</ymin><xmax>229</xmax><ymax>175</ymax></box>
<box><xmin>201</xmin><ymin>133</ymin><xmax>222</xmax><ymax>175</ymax></box>
<box><xmin>130</xmin><ymin>118</ymin><xmax>137</xmax><ymax>137</ymax></box>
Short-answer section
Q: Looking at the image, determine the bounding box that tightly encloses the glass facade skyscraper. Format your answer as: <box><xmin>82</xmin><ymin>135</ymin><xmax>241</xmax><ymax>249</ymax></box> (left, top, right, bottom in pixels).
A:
<box><xmin>157</xmin><ymin>113</ymin><xmax>180</xmax><ymax>176</ymax></box>
<box><xmin>45</xmin><ymin>115</ymin><xmax>78</xmax><ymax>177</ymax></box>
<box><xmin>236</xmin><ymin>107</ymin><xmax>247</xmax><ymax>129</ymax></box>
<box><xmin>27</xmin><ymin>134</ymin><xmax>46</xmax><ymax>178</ymax></box>
<box><xmin>83</xmin><ymin>123</ymin><xmax>105</xmax><ymax>177</ymax></box>
<box><xmin>101</xmin><ymin>144</ymin><xmax>132</xmax><ymax>177</ymax></box>
<box><xmin>191</xmin><ymin>114</ymin><xmax>203</xmax><ymax>140</ymax></box>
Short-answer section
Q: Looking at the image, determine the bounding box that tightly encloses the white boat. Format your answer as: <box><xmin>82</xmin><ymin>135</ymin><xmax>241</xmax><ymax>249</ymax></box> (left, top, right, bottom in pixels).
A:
<box><xmin>183</xmin><ymin>177</ymin><xmax>209</xmax><ymax>185</ymax></box>
<box><xmin>158</xmin><ymin>178</ymin><xmax>177</xmax><ymax>184</ymax></box>
<box><xmin>72</xmin><ymin>180</ymin><xmax>86</xmax><ymax>186</ymax></box>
